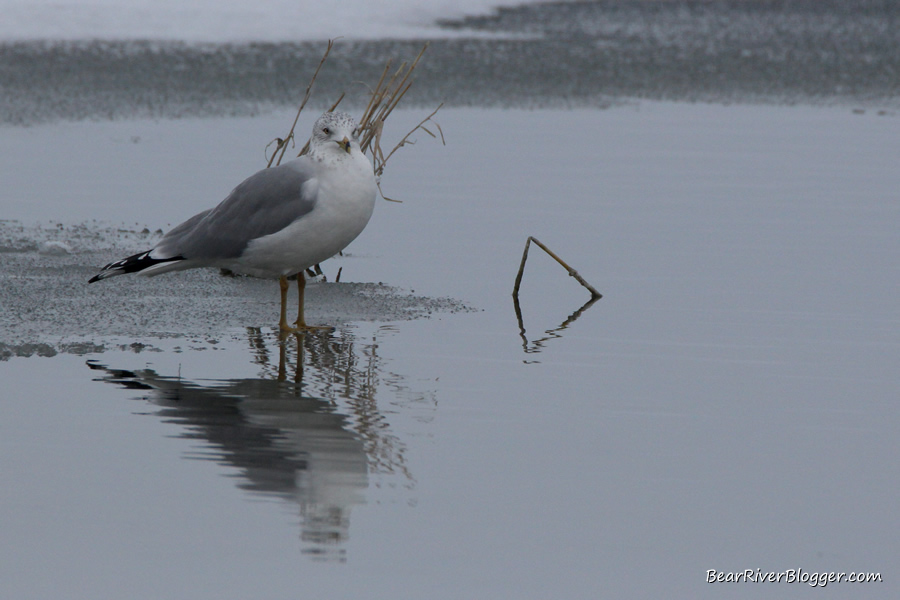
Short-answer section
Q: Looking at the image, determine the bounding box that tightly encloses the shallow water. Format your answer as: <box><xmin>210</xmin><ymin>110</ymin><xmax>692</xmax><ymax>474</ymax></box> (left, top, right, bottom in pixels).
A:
<box><xmin>2</xmin><ymin>103</ymin><xmax>899</xmax><ymax>598</ymax></box>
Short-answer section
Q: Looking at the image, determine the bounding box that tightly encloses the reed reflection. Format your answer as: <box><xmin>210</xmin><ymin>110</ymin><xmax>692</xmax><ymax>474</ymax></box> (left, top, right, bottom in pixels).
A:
<box><xmin>513</xmin><ymin>294</ymin><xmax>600</xmax><ymax>357</ymax></box>
<box><xmin>88</xmin><ymin>325</ymin><xmax>429</xmax><ymax>561</ymax></box>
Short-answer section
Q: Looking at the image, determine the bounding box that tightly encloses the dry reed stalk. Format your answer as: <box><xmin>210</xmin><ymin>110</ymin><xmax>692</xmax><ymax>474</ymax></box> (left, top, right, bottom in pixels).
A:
<box><xmin>354</xmin><ymin>45</ymin><xmax>443</xmax><ymax>201</ymax></box>
<box><xmin>266</xmin><ymin>41</ymin><xmax>443</xmax><ymax>202</ymax></box>
<box><xmin>262</xmin><ymin>41</ymin><xmax>443</xmax><ymax>277</ymax></box>
<box><xmin>513</xmin><ymin>236</ymin><xmax>602</xmax><ymax>300</ymax></box>
<box><xmin>266</xmin><ymin>39</ymin><xmax>336</xmax><ymax>168</ymax></box>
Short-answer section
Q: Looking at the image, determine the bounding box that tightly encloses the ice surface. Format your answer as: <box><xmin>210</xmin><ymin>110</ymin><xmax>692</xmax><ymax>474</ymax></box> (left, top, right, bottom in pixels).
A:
<box><xmin>0</xmin><ymin>0</ymin><xmax>539</xmax><ymax>41</ymax></box>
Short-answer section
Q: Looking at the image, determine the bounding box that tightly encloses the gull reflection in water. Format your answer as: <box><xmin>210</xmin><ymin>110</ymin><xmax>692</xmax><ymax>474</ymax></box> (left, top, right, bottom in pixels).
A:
<box><xmin>88</xmin><ymin>326</ymin><xmax>427</xmax><ymax>562</ymax></box>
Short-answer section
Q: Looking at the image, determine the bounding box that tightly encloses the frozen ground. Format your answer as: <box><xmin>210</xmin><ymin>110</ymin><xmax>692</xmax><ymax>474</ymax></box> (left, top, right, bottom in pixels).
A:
<box><xmin>1</xmin><ymin>104</ymin><xmax>898</xmax><ymax>598</ymax></box>
<box><xmin>0</xmin><ymin>221</ymin><xmax>471</xmax><ymax>359</ymax></box>
<box><xmin>2</xmin><ymin>0</ymin><xmax>899</xmax><ymax>124</ymax></box>
<box><xmin>0</xmin><ymin>0</ymin><xmax>533</xmax><ymax>41</ymax></box>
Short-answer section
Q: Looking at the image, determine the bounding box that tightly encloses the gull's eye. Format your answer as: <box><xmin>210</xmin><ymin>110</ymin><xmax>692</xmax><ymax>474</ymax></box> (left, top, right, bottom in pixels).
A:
<box><xmin>322</xmin><ymin>127</ymin><xmax>330</xmax><ymax>135</ymax></box>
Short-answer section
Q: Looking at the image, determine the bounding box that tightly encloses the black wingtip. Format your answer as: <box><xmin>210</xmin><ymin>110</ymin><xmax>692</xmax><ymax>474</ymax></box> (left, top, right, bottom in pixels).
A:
<box><xmin>87</xmin><ymin>250</ymin><xmax>184</xmax><ymax>283</ymax></box>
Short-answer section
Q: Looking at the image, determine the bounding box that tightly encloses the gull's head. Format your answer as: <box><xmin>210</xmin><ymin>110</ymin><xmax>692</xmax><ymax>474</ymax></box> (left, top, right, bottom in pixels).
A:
<box><xmin>310</xmin><ymin>111</ymin><xmax>361</xmax><ymax>157</ymax></box>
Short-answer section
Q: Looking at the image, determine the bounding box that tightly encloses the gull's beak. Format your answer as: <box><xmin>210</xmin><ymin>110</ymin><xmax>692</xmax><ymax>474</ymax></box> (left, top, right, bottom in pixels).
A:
<box><xmin>338</xmin><ymin>136</ymin><xmax>351</xmax><ymax>154</ymax></box>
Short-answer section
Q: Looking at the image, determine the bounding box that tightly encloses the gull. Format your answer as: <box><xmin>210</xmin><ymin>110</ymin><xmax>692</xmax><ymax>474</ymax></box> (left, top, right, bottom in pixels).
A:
<box><xmin>89</xmin><ymin>111</ymin><xmax>377</xmax><ymax>332</ymax></box>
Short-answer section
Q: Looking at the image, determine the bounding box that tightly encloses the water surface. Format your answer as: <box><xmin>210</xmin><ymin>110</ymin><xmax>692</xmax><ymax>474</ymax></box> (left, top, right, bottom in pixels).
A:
<box><xmin>1</xmin><ymin>103</ymin><xmax>897</xmax><ymax>598</ymax></box>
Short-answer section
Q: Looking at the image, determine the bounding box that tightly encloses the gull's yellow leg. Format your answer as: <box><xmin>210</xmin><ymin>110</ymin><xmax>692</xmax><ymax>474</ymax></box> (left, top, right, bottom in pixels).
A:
<box><xmin>278</xmin><ymin>276</ymin><xmax>297</xmax><ymax>332</ymax></box>
<box><xmin>294</xmin><ymin>272</ymin><xmax>308</xmax><ymax>328</ymax></box>
<box><xmin>293</xmin><ymin>271</ymin><xmax>331</xmax><ymax>330</ymax></box>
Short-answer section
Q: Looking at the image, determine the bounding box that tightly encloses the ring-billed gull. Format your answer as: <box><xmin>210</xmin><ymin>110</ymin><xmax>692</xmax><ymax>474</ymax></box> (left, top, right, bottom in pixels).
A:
<box><xmin>89</xmin><ymin>111</ymin><xmax>377</xmax><ymax>332</ymax></box>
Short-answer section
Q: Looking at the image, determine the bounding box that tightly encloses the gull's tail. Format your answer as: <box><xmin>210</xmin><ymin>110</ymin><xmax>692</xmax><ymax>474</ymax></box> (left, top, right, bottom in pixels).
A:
<box><xmin>88</xmin><ymin>250</ymin><xmax>184</xmax><ymax>283</ymax></box>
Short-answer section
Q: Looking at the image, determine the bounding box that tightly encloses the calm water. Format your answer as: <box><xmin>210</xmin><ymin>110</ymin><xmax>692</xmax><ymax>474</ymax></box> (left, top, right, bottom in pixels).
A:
<box><xmin>2</xmin><ymin>104</ymin><xmax>898</xmax><ymax>598</ymax></box>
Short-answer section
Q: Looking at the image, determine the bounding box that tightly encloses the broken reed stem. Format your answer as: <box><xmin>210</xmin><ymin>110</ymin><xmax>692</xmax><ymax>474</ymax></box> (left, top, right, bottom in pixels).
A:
<box><xmin>513</xmin><ymin>236</ymin><xmax>602</xmax><ymax>300</ymax></box>
<box><xmin>358</xmin><ymin>44</ymin><xmax>429</xmax><ymax>147</ymax></box>
<box><xmin>368</xmin><ymin>103</ymin><xmax>444</xmax><ymax>203</ymax></box>
<box><xmin>363</xmin><ymin>59</ymin><xmax>402</xmax><ymax>120</ymax></box>
<box><xmin>352</xmin><ymin>43</ymin><xmax>444</xmax><ymax>202</ymax></box>
<box><xmin>269</xmin><ymin>41</ymin><xmax>440</xmax><ymax>205</ymax></box>
<box><xmin>267</xmin><ymin>39</ymin><xmax>335</xmax><ymax>168</ymax></box>
<box><xmin>512</xmin><ymin>239</ymin><xmax>533</xmax><ymax>298</ymax></box>
<box><xmin>257</xmin><ymin>42</ymin><xmax>439</xmax><ymax>279</ymax></box>
<box><xmin>358</xmin><ymin>43</ymin><xmax>427</xmax><ymax>132</ymax></box>
<box><xmin>376</xmin><ymin>103</ymin><xmax>445</xmax><ymax>178</ymax></box>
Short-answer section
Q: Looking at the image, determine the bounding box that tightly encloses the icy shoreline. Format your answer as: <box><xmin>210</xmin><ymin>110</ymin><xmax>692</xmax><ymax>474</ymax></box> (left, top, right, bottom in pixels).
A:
<box><xmin>2</xmin><ymin>1</ymin><xmax>898</xmax><ymax>125</ymax></box>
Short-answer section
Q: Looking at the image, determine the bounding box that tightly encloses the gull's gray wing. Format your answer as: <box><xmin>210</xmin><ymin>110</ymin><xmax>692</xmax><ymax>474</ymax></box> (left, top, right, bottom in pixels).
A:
<box><xmin>154</xmin><ymin>158</ymin><xmax>319</xmax><ymax>260</ymax></box>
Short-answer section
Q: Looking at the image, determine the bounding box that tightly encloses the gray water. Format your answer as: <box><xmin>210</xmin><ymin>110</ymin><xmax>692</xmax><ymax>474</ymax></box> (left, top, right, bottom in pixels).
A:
<box><xmin>3</xmin><ymin>103</ymin><xmax>897</xmax><ymax>599</ymax></box>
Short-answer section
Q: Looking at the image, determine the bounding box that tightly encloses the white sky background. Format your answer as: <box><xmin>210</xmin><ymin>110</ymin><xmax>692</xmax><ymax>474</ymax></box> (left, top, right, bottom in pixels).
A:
<box><xmin>0</xmin><ymin>0</ymin><xmax>541</xmax><ymax>41</ymax></box>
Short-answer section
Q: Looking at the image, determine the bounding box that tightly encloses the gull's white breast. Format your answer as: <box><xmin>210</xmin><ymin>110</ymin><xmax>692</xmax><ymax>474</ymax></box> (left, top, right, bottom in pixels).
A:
<box><xmin>232</xmin><ymin>151</ymin><xmax>376</xmax><ymax>278</ymax></box>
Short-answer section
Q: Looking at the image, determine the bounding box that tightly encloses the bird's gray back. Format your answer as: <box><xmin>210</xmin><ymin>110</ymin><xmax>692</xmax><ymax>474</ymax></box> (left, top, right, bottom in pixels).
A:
<box><xmin>155</xmin><ymin>159</ymin><xmax>319</xmax><ymax>261</ymax></box>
